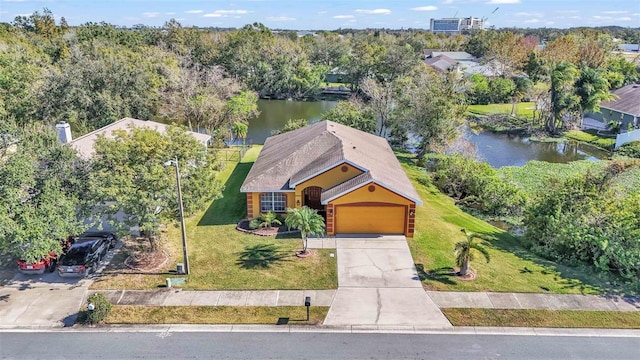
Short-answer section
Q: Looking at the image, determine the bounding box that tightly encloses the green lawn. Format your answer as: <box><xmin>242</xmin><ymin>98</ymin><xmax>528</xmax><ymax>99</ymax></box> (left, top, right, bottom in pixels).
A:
<box><xmin>467</xmin><ymin>102</ymin><xmax>536</xmax><ymax>120</ymax></box>
<box><xmin>443</xmin><ymin>308</ymin><xmax>640</xmax><ymax>329</ymax></box>
<box><xmin>91</xmin><ymin>146</ymin><xmax>337</xmax><ymax>290</ymax></box>
<box><xmin>106</xmin><ymin>305</ymin><xmax>328</xmax><ymax>325</ymax></box>
<box><xmin>398</xmin><ymin>152</ymin><xmax>632</xmax><ymax>295</ymax></box>
<box><xmin>564</xmin><ymin>129</ymin><xmax>616</xmax><ymax>150</ymax></box>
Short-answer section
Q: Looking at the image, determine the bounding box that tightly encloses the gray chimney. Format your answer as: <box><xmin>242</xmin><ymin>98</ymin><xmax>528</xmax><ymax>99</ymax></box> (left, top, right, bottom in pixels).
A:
<box><xmin>55</xmin><ymin>122</ymin><xmax>72</xmax><ymax>143</ymax></box>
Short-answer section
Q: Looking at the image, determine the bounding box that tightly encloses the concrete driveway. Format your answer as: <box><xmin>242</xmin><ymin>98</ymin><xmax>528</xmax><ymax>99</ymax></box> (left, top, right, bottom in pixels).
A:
<box><xmin>324</xmin><ymin>235</ymin><xmax>451</xmax><ymax>328</ymax></box>
<box><xmin>0</xmin><ymin>270</ymin><xmax>89</xmax><ymax>328</ymax></box>
<box><xmin>0</xmin><ymin>247</ymin><xmax>120</xmax><ymax>328</ymax></box>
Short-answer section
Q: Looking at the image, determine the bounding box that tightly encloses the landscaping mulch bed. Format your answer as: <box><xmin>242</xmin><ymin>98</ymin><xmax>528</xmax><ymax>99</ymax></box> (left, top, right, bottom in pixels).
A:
<box><xmin>236</xmin><ymin>219</ymin><xmax>300</xmax><ymax>237</ymax></box>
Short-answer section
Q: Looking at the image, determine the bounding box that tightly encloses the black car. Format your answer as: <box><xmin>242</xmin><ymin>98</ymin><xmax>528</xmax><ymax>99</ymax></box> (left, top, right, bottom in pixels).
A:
<box><xmin>57</xmin><ymin>236</ymin><xmax>110</xmax><ymax>277</ymax></box>
<box><xmin>80</xmin><ymin>231</ymin><xmax>118</xmax><ymax>249</ymax></box>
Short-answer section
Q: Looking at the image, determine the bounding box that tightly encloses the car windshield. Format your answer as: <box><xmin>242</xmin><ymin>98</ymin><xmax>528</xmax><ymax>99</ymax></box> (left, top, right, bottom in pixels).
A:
<box><xmin>60</xmin><ymin>246</ymin><xmax>90</xmax><ymax>266</ymax></box>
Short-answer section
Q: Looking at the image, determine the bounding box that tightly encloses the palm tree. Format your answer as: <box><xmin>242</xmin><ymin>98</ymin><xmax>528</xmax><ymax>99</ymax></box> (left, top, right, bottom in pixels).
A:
<box><xmin>231</xmin><ymin>122</ymin><xmax>248</xmax><ymax>144</ymax></box>
<box><xmin>454</xmin><ymin>228</ymin><xmax>490</xmax><ymax>276</ymax></box>
<box><xmin>284</xmin><ymin>206</ymin><xmax>325</xmax><ymax>255</ymax></box>
<box><xmin>259</xmin><ymin>211</ymin><xmax>281</xmax><ymax>229</ymax></box>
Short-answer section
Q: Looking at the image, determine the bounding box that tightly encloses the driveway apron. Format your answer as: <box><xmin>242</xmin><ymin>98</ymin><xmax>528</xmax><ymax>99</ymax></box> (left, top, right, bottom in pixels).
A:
<box><xmin>324</xmin><ymin>235</ymin><xmax>451</xmax><ymax>328</ymax></box>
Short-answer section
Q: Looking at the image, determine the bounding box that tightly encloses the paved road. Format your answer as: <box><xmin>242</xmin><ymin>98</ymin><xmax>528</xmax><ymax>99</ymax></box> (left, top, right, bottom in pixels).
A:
<box><xmin>1</xmin><ymin>331</ymin><xmax>638</xmax><ymax>359</ymax></box>
<box><xmin>323</xmin><ymin>235</ymin><xmax>451</xmax><ymax>327</ymax></box>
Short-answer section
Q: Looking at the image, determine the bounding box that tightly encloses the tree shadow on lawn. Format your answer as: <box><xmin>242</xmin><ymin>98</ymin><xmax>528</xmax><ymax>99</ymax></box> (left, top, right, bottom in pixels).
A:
<box><xmin>477</xmin><ymin>229</ymin><xmax>637</xmax><ymax>296</ymax></box>
<box><xmin>236</xmin><ymin>243</ymin><xmax>293</xmax><ymax>269</ymax></box>
<box><xmin>198</xmin><ymin>162</ymin><xmax>254</xmax><ymax>226</ymax></box>
<box><xmin>416</xmin><ymin>264</ymin><xmax>457</xmax><ymax>286</ymax></box>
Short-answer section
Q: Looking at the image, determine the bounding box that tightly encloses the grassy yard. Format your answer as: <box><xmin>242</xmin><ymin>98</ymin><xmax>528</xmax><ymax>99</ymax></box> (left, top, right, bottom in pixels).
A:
<box><xmin>467</xmin><ymin>102</ymin><xmax>536</xmax><ymax>121</ymax></box>
<box><xmin>443</xmin><ymin>308</ymin><xmax>640</xmax><ymax>329</ymax></box>
<box><xmin>91</xmin><ymin>146</ymin><xmax>337</xmax><ymax>290</ymax></box>
<box><xmin>398</xmin><ymin>152</ymin><xmax>632</xmax><ymax>295</ymax></box>
<box><xmin>105</xmin><ymin>305</ymin><xmax>328</xmax><ymax>325</ymax></box>
<box><xmin>564</xmin><ymin>129</ymin><xmax>616</xmax><ymax>150</ymax></box>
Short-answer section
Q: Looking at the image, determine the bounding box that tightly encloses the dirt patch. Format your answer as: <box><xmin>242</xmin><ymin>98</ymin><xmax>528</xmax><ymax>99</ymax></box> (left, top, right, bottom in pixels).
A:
<box><xmin>236</xmin><ymin>219</ymin><xmax>300</xmax><ymax>237</ymax></box>
<box><xmin>454</xmin><ymin>269</ymin><xmax>477</xmax><ymax>281</ymax></box>
<box><xmin>108</xmin><ymin>236</ymin><xmax>173</xmax><ymax>273</ymax></box>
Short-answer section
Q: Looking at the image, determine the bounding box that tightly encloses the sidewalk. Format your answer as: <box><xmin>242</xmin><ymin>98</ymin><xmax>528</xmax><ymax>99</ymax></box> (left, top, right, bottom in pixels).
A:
<box><xmin>427</xmin><ymin>291</ymin><xmax>640</xmax><ymax>311</ymax></box>
<box><xmin>95</xmin><ymin>289</ymin><xmax>640</xmax><ymax>311</ymax></box>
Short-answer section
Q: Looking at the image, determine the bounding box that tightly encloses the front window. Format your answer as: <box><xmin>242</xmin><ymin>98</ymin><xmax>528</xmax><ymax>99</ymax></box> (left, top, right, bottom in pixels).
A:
<box><xmin>260</xmin><ymin>192</ymin><xmax>286</xmax><ymax>212</ymax></box>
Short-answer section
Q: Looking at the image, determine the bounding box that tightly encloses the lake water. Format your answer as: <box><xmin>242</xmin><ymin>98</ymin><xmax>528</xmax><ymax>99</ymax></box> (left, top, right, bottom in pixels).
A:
<box><xmin>248</xmin><ymin>99</ymin><xmax>608</xmax><ymax>167</ymax></box>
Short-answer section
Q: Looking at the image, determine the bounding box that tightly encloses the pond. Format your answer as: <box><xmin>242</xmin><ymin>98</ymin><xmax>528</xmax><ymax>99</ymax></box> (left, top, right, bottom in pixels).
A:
<box><xmin>247</xmin><ymin>99</ymin><xmax>608</xmax><ymax>167</ymax></box>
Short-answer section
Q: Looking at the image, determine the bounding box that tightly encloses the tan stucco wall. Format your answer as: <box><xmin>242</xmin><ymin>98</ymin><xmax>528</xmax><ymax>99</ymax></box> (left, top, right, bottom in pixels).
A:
<box><xmin>293</xmin><ymin>163</ymin><xmax>363</xmax><ymax>206</ymax></box>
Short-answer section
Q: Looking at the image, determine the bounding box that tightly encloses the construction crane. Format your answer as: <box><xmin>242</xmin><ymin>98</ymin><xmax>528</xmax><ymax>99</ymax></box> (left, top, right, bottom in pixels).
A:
<box><xmin>482</xmin><ymin>7</ymin><xmax>499</xmax><ymax>28</ymax></box>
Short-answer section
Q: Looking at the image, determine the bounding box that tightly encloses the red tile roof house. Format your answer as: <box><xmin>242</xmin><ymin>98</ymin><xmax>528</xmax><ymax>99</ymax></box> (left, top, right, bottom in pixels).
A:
<box><xmin>240</xmin><ymin>120</ymin><xmax>422</xmax><ymax>237</ymax></box>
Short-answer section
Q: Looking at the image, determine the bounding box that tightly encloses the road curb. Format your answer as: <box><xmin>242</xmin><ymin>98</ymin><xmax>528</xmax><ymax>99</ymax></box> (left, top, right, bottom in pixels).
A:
<box><xmin>1</xmin><ymin>324</ymin><xmax>639</xmax><ymax>337</ymax></box>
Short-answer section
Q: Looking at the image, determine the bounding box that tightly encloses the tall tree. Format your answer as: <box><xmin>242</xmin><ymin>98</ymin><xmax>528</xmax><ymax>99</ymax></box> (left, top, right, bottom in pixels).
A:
<box><xmin>90</xmin><ymin>126</ymin><xmax>222</xmax><ymax>249</ymax></box>
<box><xmin>322</xmin><ymin>98</ymin><xmax>376</xmax><ymax>133</ymax></box>
<box><xmin>398</xmin><ymin>69</ymin><xmax>467</xmax><ymax>157</ymax></box>
<box><xmin>360</xmin><ymin>77</ymin><xmax>398</xmax><ymax>137</ymax></box>
<box><xmin>485</xmin><ymin>32</ymin><xmax>528</xmax><ymax>78</ymax></box>
<box><xmin>547</xmin><ymin>62</ymin><xmax>580</xmax><ymax>133</ymax></box>
<box><xmin>0</xmin><ymin>121</ymin><xmax>89</xmax><ymax>262</ymax></box>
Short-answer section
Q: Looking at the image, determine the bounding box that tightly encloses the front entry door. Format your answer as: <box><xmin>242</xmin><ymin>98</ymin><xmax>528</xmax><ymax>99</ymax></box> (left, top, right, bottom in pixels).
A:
<box><xmin>303</xmin><ymin>186</ymin><xmax>323</xmax><ymax>210</ymax></box>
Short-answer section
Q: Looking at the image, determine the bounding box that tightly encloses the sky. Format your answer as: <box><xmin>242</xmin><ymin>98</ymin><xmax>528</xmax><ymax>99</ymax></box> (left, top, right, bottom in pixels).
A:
<box><xmin>1</xmin><ymin>0</ymin><xmax>639</xmax><ymax>30</ymax></box>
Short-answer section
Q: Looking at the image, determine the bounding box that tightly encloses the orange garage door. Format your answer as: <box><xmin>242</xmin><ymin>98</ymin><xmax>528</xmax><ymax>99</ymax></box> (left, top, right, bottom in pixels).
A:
<box><xmin>335</xmin><ymin>205</ymin><xmax>406</xmax><ymax>234</ymax></box>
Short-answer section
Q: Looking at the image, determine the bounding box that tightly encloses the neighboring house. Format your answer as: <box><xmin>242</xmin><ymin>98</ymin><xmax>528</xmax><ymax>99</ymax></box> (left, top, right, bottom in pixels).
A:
<box><xmin>584</xmin><ymin>83</ymin><xmax>640</xmax><ymax>133</ymax></box>
<box><xmin>423</xmin><ymin>50</ymin><xmax>504</xmax><ymax>77</ymax></box>
<box><xmin>240</xmin><ymin>120</ymin><xmax>422</xmax><ymax>237</ymax></box>
<box><xmin>424</xmin><ymin>55</ymin><xmax>459</xmax><ymax>73</ymax></box>
<box><xmin>56</xmin><ymin>117</ymin><xmax>211</xmax><ymax>158</ymax></box>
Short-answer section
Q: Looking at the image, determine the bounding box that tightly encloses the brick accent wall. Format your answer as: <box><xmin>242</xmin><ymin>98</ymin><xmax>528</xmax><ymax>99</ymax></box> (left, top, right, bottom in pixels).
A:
<box><xmin>246</xmin><ymin>193</ymin><xmax>254</xmax><ymax>219</ymax></box>
<box><xmin>326</xmin><ymin>203</ymin><xmax>334</xmax><ymax>235</ymax></box>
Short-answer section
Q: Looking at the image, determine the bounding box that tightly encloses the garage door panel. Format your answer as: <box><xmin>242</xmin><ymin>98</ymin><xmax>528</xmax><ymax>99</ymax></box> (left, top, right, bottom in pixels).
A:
<box><xmin>336</xmin><ymin>205</ymin><xmax>405</xmax><ymax>234</ymax></box>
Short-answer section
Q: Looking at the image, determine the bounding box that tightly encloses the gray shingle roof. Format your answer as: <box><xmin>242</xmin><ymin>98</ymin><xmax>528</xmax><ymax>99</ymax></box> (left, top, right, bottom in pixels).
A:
<box><xmin>241</xmin><ymin>120</ymin><xmax>422</xmax><ymax>204</ymax></box>
<box><xmin>69</xmin><ymin>118</ymin><xmax>211</xmax><ymax>158</ymax></box>
<box><xmin>320</xmin><ymin>172</ymin><xmax>372</xmax><ymax>203</ymax></box>
<box><xmin>600</xmin><ymin>84</ymin><xmax>640</xmax><ymax>116</ymax></box>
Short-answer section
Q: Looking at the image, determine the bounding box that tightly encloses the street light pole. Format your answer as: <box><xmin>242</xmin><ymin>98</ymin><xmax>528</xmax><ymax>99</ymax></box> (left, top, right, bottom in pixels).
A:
<box><xmin>169</xmin><ymin>156</ymin><xmax>189</xmax><ymax>275</ymax></box>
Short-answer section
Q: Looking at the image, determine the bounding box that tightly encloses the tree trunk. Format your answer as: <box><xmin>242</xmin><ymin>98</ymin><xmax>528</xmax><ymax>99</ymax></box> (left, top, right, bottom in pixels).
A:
<box><xmin>459</xmin><ymin>259</ymin><xmax>469</xmax><ymax>276</ymax></box>
<box><xmin>302</xmin><ymin>234</ymin><xmax>308</xmax><ymax>254</ymax></box>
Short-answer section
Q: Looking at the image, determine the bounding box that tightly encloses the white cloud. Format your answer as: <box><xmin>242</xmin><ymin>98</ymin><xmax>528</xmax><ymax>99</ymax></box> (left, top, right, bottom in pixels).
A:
<box><xmin>142</xmin><ymin>12</ymin><xmax>160</xmax><ymax>18</ymax></box>
<box><xmin>616</xmin><ymin>17</ymin><xmax>632</xmax><ymax>21</ymax></box>
<box><xmin>569</xmin><ymin>16</ymin><xmax>581</xmax><ymax>19</ymax></box>
<box><xmin>266</xmin><ymin>16</ymin><xmax>296</xmax><ymax>21</ymax></box>
<box><xmin>5</xmin><ymin>0</ymin><xmax>28</xmax><ymax>2</ymax></box>
<box><xmin>555</xmin><ymin>10</ymin><xmax>579</xmax><ymax>14</ymax></box>
<box><xmin>334</xmin><ymin>15</ymin><xmax>355</xmax><ymax>19</ymax></box>
<box><xmin>486</xmin><ymin>0</ymin><xmax>520</xmax><ymax>4</ymax></box>
<box><xmin>203</xmin><ymin>10</ymin><xmax>248</xmax><ymax>18</ymax></box>
<box><xmin>602</xmin><ymin>11</ymin><xmax>628</xmax><ymax>14</ymax></box>
<box><xmin>165</xmin><ymin>12</ymin><xmax>176</xmax><ymax>15</ymax></box>
<box><xmin>355</xmin><ymin>9</ymin><xmax>392</xmax><ymax>15</ymax></box>
<box><xmin>443</xmin><ymin>0</ymin><xmax>455</xmax><ymax>4</ymax></box>
<box><xmin>411</xmin><ymin>6</ymin><xmax>438</xmax><ymax>11</ymax></box>
<box><xmin>318</xmin><ymin>11</ymin><xmax>327</xmax><ymax>15</ymax></box>
<box><xmin>214</xmin><ymin>10</ymin><xmax>248</xmax><ymax>15</ymax></box>
<box><xmin>515</xmin><ymin>12</ymin><xmax>543</xmax><ymax>17</ymax></box>
<box><xmin>545</xmin><ymin>21</ymin><xmax>555</xmax><ymax>25</ymax></box>
<box><xmin>524</xmin><ymin>19</ymin><xmax>540</xmax><ymax>23</ymax></box>
<box><xmin>593</xmin><ymin>15</ymin><xmax>612</xmax><ymax>19</ymax></box>
<box><xmin>185</xmin><ymin>10</ymin><xmax>203</xmax><ymax>14</ymax></box>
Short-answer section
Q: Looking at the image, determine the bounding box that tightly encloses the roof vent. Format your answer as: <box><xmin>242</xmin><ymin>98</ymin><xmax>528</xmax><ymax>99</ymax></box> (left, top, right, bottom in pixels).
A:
<box><xmin>55</xmin><ymin>121</ymin><xmax>72</xmax><ymax>144</ymax></box>
<box><xmin>352</xmin><ymin>146</ymin><xmax>356</xmax><ymax>149</ymax></box>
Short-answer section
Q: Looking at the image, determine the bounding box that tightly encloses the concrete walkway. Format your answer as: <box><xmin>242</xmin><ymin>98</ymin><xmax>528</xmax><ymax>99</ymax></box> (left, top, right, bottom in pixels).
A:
<box><xmin>322</xmin><ymin>235</ymin><xmax>452</xmax><ymax>328</ymax></box>
<box><xmin>98</xmin><ymin>289</ymin><xmax>335</xmax><ymax>307</ymax></box>
<box><xmin>428</xmin><ymin>291</ymin><xmax>640</xmax><ymax>311</ymax></box>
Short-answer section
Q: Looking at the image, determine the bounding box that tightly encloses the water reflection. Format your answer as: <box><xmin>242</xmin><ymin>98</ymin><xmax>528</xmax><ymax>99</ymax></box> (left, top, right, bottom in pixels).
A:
<box><xmin>468</xmin><ymin>129</ymin><xmax>607</xmax><ymax>168</ymax></box>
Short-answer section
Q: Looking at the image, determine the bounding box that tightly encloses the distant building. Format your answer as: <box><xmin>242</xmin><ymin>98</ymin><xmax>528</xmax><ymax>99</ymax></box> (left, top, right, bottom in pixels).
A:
<box><xmin>430</xmin><ymin>17</ymin><xmax>484</xmax><ymax>34</ymax></box>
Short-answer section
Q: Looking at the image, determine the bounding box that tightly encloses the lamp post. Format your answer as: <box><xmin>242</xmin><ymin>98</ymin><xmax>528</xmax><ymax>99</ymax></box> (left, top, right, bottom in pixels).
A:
<box><xmin>165</xmin><ymin>156</ymin><xmax>190</xmax><ymax>275</ymax></box>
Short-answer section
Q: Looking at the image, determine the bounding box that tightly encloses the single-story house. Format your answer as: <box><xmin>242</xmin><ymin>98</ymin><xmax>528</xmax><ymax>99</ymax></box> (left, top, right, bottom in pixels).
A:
<box><xmin>240</xmin><ymin>120</ymin><xmax>422</xmax><ymax>237</ymax></box>
<box><xmin>584</xmin><ymin>83</ymin><xmax>640</xmax><ymax>133</ymax></box>
<box><xmin>56</xmin><ymin>117</ymin><xmax>211</xmax><ymax>158</ymax></box>
<box><xmin>424</xmin><ymin>55</ymin><xmax>459</xmax><ymax>73</ymax></box>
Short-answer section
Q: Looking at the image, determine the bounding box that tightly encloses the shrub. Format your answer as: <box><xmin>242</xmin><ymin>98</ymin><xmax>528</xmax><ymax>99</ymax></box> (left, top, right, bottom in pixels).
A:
<box><xmin>248</xmin><ymin>218</ymin><xmax>261</xmax><ymax>230</ymax></box>
<box><xmin>616</xmin><ymin>141</ymin><xmax>640</xmax><ymax>159</ymax></box>
<box><xmin>428</xmin><ymin>154</ymin><xmax>526</xmax><ymax>217</ymax></box>
<box><xmin>77</xmin><ymin>293</ymin><xmax>112</xmax><ymax>324</ymax></box>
